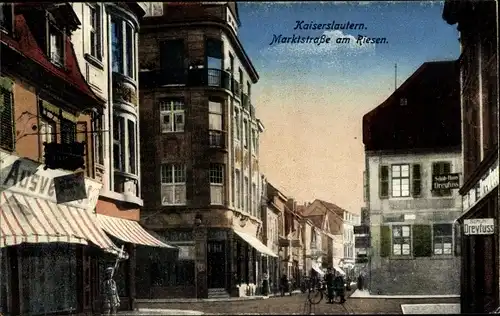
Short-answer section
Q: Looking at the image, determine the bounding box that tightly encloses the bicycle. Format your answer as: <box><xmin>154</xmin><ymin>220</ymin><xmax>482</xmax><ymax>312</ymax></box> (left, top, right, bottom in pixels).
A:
<box><xmin>307</xmin><ymin>281</ymin><xmax>344</xmax><ymax>305</ymax></box>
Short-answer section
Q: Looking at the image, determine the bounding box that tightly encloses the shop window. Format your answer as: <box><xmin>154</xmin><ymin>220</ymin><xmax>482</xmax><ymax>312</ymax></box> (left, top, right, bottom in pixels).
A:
<box><xmin>392</xmin><ymin>225</ymin><xmax>411</xmax><ymax>256</ymax></box>
<box><xmin>21</xmin><ymin>244</ymin><xmax>77</xmax><ymax>315</ymax></box>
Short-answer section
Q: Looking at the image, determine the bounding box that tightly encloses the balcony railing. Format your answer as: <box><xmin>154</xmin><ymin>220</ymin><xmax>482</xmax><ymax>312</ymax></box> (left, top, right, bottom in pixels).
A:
<box><xmin>140</xmin><ymin>68</ymin><xmax>232</xmax><ymax>90</ymax></box>
<box><xmin>209</xmin><ymin>130</ymin><xmax>225</xmax><ymax>148</ymax></box>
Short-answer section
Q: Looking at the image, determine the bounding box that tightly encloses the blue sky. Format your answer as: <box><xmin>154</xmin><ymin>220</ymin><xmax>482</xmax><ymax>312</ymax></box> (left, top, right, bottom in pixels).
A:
<box><xmin>235</xmin><ymin>1</ymin><xmax>460</xmax><ymax>211</ymax></box>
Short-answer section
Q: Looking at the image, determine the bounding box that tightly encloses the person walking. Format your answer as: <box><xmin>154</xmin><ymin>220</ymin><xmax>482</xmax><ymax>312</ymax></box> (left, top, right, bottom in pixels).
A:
<box><xmin>325</xmin><ymin>267</ymin><xmax>335</xmax><ymax>304</ymax></box>
<box><xmin>333</xmin><ymin>272</ymin><xmax>346</xmax><ymax>304</ymax></box>
<box><xmin>262</xmin><ymin>271</ymin><xmax>270</xmax><ymax>296</ymax></box>
<box><xmin>280</xmin><ymin>273</ymin><xmax>288</xmax><ymax>297</ymax></box>
<box><xmin>101</xmin><ymin>267</ymin><xmax>121</xmax><ymax>316</ymax></box>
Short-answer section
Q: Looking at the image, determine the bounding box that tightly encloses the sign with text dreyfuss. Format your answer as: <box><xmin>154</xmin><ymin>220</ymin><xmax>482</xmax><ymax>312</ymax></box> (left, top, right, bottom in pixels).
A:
<box><xmin>0</xmin><ymin>153</ymin><xmax>102</xmax><ymax>210</ymax></box>
<box><xmin>432</xmin><ymin>173</ymin><xmax>460</xmax><ymax>190</ymax></box>
<box><xmin>462</xmin><ymin>159</ymin><xmax>499</xmax><ymax>212</ymax></box>
<box><xmin>463</xmin><ymin>218</ymin><xmax>495</xmax><ymax>235</ymax></box>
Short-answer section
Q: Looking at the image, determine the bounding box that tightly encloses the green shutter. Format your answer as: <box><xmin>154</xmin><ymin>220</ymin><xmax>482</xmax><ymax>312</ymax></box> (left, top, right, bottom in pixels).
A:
<box><xmin>380</xmin><ymin>225</ymin><xmax>391</xmax><ymax>257</ymax></box>
<box><xmin>413</xmin><ymin>225</ymin><xmax>432</xmax><ymax>257</ymax></box>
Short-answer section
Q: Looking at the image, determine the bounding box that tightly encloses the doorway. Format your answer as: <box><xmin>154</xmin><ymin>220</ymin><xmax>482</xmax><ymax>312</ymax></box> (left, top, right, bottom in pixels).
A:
<box><xmin>207</xmin><ymin>241</ymin><xmax>226</xmax><ymax>288</ymax></box>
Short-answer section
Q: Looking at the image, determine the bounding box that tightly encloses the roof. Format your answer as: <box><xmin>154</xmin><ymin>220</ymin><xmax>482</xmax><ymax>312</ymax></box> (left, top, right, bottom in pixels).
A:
<box><xmin>1</xmin><ymin>13</ymin><xmax>104</xmax><ymax>107</ymax></box>
<box><xmin>362</xmin><ymin>61</ymin><xmax>461</xmax><ymax>152</ymax></box>
<box><xmin>317</xmin><ymin>199</ymin><xmax>348</xmax><ymax>217</ymax></box>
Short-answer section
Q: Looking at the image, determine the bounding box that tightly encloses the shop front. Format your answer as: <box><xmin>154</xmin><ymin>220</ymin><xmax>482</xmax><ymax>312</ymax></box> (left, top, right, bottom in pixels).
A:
<box><xmin>0</xmin><ymin>154</ymin><xmax>123</xmax><ymax>315</ymax></box>
<box><xmin>458</xmin><ymin>159</ymin><xmax>499</xmax><ymax>314</ymax></box>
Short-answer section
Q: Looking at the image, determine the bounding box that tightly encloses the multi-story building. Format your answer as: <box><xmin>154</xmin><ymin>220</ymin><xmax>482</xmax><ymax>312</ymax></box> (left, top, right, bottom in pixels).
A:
<box><xmin>137</xmin><ymin>2</ymin><xmax>275</xmax><ymax>299</ymax></box>
<box><xmin>0</xmin><ymin>3</ymin><xmax>119</xmax><ymax>315</ymax></box>
<box><xmin>70</xmin><ymin>2</ymin><xmax>171</xmax><ymax>311</ymax></box>
<box><xmin>362</xmin><ymin>60</ymin><xmax>462</xmax><ymax>295</ymax></box>
<box><xmin>283</xmin><ymin>200</ymin><xmax>304</xmax><ymax>284</ymax></box>
<box><xmin>354</xmin><ymin>207</ymin><xmax>370</xmax><ymax>275</ymax></box>
<box><xmin>443</xmin><ymin>1</ymin><xmax>499</xmax><ymax>312</ymax></box>
<box><xmin>262</xmin><ymin>181</ymin><xmax>286</xmax><ymax>293</ymax></box>
<box><xmin>301</xmin><ymin>199</ymin><xmax>357</xmax><ymax>278</ymax></box>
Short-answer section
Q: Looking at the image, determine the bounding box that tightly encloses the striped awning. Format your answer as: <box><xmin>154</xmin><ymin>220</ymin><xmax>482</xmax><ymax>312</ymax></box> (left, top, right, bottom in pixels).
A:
<box><xmin>97</xmin><ymin>214</ymin><xmax>175</xmax><ymax>248</ymax></box>
<box><xmin>0</xmin><ymin>191</ymin><xmax>126</xmax><ymax>258</ymax></box>
<box><xmin>234</xmin><ymin>229</ymin><xmax>278</xmax><ymax>257</ymax></box>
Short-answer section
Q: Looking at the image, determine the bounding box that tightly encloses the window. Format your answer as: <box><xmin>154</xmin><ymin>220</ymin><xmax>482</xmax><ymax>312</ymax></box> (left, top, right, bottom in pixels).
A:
<box><xmin>111</xmin><ymin>19</ymin><xmax>134</xmax><ymax>77</ymax></box>
<box><xmin>391</xmin><ymin>164</ymin><xmax>410</xmax><ymax>197</ymax></box>
<box><xmin>125</xmin><ymin>24</ymin><xmax>134</xmax><ymax>77</ymax></box>
<box><xmin>160</xmin><ymin>99</ymin><xmax>185</xmax><ymax>133</ymax></box>
<box><xmin>39</xmin><ymin>117</ymin><xmax>56</xmax><ymax>144</ymax></box>
<box><xmin>206</xmin><ymin>38</ymin><xmax>223</xmax><ymax>70</ymax></box>
<box><xmin>209</xmin><ymin>100</ymin><xmax>223</xmax><ymax>147</ymax></box>
<box><xmin>235</xmin><ymin>170</ymin><xmax>241</xmax><ymax>208</ymax></box>
<box><xmin>243</xmin><ymin>119</ymin><xmax>248</xmax><ymax>148</ymax></box>
<box><xmin>412</xmin><ymin>164</ymin><xmax>421</xmax><ymax>197</ymax></box>
<box><xmin>432</xmin><ymin>162</ymin><xmax>452</xmax><ymax>197</ymax></box>
<box><xmin>111</xmin><ymin>19</ymin><xmax>123</xmax><ymax>73</ymax></box>
<box><xmin>433</xmin><ymin>224</ymin><xmax>452</xmax><ymax>255</ymax></box>
<box><xmin>89</xmin><ymin>4</ymin><xmax>102</xmax><ymax>59</ymax></box>
<box><xmin>247</xmin><ymin>81</ymin><xmax>251</xmax><ymax>98</ymax></box>
<box><xmin>128</xmin><ymin>120</ymin><xmax>136</xmax><ymax>174</ymax></box>
<box><xmin>160</xmin><ymin>39</ymin><xmax>184</xmax><ymax>84</ymax></box>
<box><xmin>113</xmin><ymin>116</ymin><xmax>124</xmax><ymax>171</ymax></box>
<box><xmin>60</xmin><ymin>119</ymin><xmax>76</xmax><ymax>144</ymax></box>
<box><xmin>93</xmin><ymin>114</ymin><xmax>104</xmax><ymax>165</ymax></box>
<box><xmin>0</xmin><ymin>87</ymin><xmax>14</xmax><ymax>151</ymax></box>
<box><xmin>49</xmin><ymin>24</ymin><xmax>64</xmax><ymax>66</ymax></box>
<box><xmin>244</xmin><ymin>176</ymin><xmax>249</xmax><ymax>211</ymax></box>
<box><xmin>161</xmin><ymin>164</ymin><xmax>186</xmax><ymax>205</ymax></box>
<box><xmin>392</xmin><ymin>225</ymin><xmax>411</xmax><ymax>256</ymax></box>
<box><xmin>379</xmin><ymin>165</ymin><xmax>389</xmax><ymax>198</ymax></box>
<box><xmin>234</xmin><ymin>107</ymin><xmax>240</xmax><ymax>141</ymax></box>
<box><xmin>251</xmin><ymin>129</ymin><xmax>257</xmax><ymax>153</ymax></box>
<box><xmin>0</xmin><ymin>3</ymin><xmax>13</xmax><ymax>33</ymax></box>
<box><xmin>252</xmin><ymin>183</ymin><xmax>256</xmax><ymax>216</ymax></box>
<box><xmin>210</xmin><ymin>164</ymin><xmax>224</xmax><ymax>205</ymax></box>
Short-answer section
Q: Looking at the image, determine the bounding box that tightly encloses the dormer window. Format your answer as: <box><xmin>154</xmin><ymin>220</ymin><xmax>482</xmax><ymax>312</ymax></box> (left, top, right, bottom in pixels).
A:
<box><xmin>0</xmin><ymin>3</ymin><xmax>13</xmax><ymax>33</ymax></box>
<box><xmin>49</xmin><ymin>24</ymin><xmax>64</xmax><ymax>66</ymax></box>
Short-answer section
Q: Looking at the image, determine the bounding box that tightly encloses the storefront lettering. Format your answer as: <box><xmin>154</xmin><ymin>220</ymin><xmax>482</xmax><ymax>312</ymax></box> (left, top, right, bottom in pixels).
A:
<box><xmin>1</xmin><ymin>156</ymin><xmax>102</xmax><ymax>210</ymax></box>
<box><xmin>462</xmin><ymin>159</ymin><xmax>499</xmax><ymax>212</ymax></box>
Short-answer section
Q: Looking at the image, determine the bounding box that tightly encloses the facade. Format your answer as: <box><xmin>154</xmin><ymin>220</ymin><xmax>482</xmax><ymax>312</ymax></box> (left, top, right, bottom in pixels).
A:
<box><xmin>70</xmin><ymin>2</ymin><xmax>171</xmax><ymax>312</ymax></box>
<box><xmin>354</xmin><ymin>207</ymin><xmax>370</xmax><ymax>275</ymax></box>
<box><xmin>283</xmin><ymin>200</ymin><xmax>304</xmax><ymax>285</ymax></box>
<box><xmin>443</xmin><ymin>0</ymin><xmax>500</xmax><ymax>312</ymax></box>
<box><xmin>137</xmin><ymin>2</ymin><xmax>275</xmax><ymax>299</ymax></box>
<box><xmin>0</xmin><ymin>3</ymin><xmax>118</xmax><ymax>315</ymax></box>
<box><xmin>263</xmin><ymin>181</ymin><xmax>285</xmax><ymax>293</ymax></box>
<box><xmin>362</xmin><ymin>61</ymin><xmax>462</xmax><ymax>295</ymax></box>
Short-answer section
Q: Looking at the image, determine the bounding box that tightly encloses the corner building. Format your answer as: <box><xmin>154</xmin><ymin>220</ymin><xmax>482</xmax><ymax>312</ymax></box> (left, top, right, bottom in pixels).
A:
<box><xmin>137</xmin><ymin>2</ymin><xmax>276</xmax><ymax>299</ymax></box>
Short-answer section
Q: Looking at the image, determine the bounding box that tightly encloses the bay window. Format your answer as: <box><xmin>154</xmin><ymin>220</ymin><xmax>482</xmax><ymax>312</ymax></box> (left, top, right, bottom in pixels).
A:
<box><xmin>210</xmin><ymin>164</ymin><xmax>224</xmax><ymax>205</ymax></box>
<box><xmin>209</xmin><ymin>100</ymin><xmax>223</xmax><ymax>147</ymax></box>
<box><xmin>113</xmin><ymin>116</ymin><xmax>124</xmax><ymax>171</ymax></box>
<box><xmin>128</xmin><ymin>120</ymin><xmax>136</xmax><ymax>174</ymax></box>
<box><xmin>161</xmin><ymin>164</ymin><xmax>186</xmax><ymax>205</ymax></box>
<box><xmin>235</xmin><ymin>169</ymin><xmax>241</xmax><ymax>208</ymax></box>
<box><xmin>111</xmin><ymin>18</ymin><xmax>135</xmax><ymax>79</ymax></box>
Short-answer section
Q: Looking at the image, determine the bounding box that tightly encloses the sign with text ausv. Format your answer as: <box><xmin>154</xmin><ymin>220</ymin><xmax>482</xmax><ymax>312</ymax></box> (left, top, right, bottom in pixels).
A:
<box><xmin>432</xmin><ymin>173</ymin><xmax>460</xmax><ymax>190</ymax></box>
<box><xmin>463</xmin><ymin>218</ymin><xmax>495</xmax><ymax>235</ymax></box>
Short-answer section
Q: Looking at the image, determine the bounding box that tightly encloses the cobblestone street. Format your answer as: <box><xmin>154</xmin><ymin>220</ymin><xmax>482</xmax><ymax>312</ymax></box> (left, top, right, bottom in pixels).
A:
<box><xmin>135</xmin><ymin>293</ymin><xmax>460</xmax><ymax>315</ymax></box>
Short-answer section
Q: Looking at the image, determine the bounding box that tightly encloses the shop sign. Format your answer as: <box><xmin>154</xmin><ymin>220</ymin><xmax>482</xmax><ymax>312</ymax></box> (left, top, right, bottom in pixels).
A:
<box><xmin>432</xmin><ymin>173</ymin><xmax>460</xmax><ymax>190</ymax></box>
<box><xmin>464</xmin><ymin>218</ymin><xmax>495</xmax><ymax>235</ymax></box>
<box><xmin>0</xmin><ymin>154</ymin><xmax>101</xmax><ymax>210</ymax></box>
<box><xmin>463</xmin><ymin>159</ymin><xmax>499</xmax><ymax>212</ymax></box>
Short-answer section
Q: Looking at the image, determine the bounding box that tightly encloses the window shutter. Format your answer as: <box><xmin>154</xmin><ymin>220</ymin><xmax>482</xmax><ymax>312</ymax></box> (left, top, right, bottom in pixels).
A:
<box><xmin>0</xmin><ymin>89</ymin><xmax>14</xmax><ymax>151</ymax></box>
<box><xmin>412</xmin><ymin>164</ymin><xmax>421</xmax><ymax>197</ymax></box>
<box><xmin>413</xmin><ymin>225</ymin><xmax>432</xmax><ymax>257</ymax></box>
<box><xmin>380</xmin><ymin>225</ymin><xmax>391</xmax><ymax>257</ymax></box>
<box><xmin>454</xmin><ymin>222</ymin><xmax>461</xmax><ymax>256</ymax></box>
<box><xmin>379</xmin><ymin>166</ymin><xmax>389</xmax><ymax>199</ymax></box>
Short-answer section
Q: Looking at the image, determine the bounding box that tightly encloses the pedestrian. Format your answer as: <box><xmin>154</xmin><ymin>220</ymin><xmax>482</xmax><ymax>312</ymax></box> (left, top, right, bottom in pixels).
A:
<box><xmin>262</xmin><ymin>271</ymin><xmax>269</xmax><ymax>296</ymax></box>
<box><xmin>101</xmin><ymin>267</ymin><xmax>120</xmax><ymax>315</ymax></box>
<box><xmin>280</xmin><ymin>273</ymin><xmax>288</xmax><ymax>297</ymax></box>
<box><xmin>325</xmin><ymin>267</ymin><xmax>335</xmax><ymax>304</ymax></box>
<box><xmin>334</xmin><ymin>272</ymin><xmax>346</xmax><ymax>304</ymax></box>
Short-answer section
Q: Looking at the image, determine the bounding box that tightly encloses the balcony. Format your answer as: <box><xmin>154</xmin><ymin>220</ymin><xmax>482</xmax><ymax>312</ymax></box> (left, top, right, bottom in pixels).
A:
<box><xmin>139</xmin><ymin>68</ymin><xmax>232</xmax><ymax>90</ymax></box>
<box><xmin>209</xmin><ymin>130</ymin><xmax>225</xmax><ymax>149</ymax></box>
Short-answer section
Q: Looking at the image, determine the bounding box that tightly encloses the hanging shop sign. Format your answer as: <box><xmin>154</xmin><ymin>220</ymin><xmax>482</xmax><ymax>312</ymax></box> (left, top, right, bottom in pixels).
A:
<box><xmin>462</xmin><ymin>159</ymin><xmax>499</xmax><ymax>213</ymax></box>
<box><xmin>463</xmin><ymin>218</ymin><xmax>495</xmax><ymax>235</ymax></box>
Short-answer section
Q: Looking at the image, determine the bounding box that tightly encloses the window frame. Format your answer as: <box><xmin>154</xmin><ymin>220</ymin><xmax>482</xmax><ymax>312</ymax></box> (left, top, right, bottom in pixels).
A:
<box><xmin>48</xmin><ymin>23</ymin><xmax>65</xmax><ymax>67</ymax></box>
<box><xmin>88</xmin><ymin>3</ymin><xmax>102</xmax><ymax>60</ymax></box>
<box><xmin>391</xmin><ymin>164</ymin><xmax>410</xmax><ymax>198</ymax></box>
<box><xmin>113</xmin><ymin>116</ymin><xmax>124</xmax><ymax>171</ymax></box>
<box><xmin>60</xmin><ymin>118</ymin><xmax>76</xmax><ymax>144</ymax></box>
<box><xmin>209</xmin><ymin>163</ymin><xmax>224</xmax><ymax>205</ymax></box>
<box><xmin>111</xmin><ymin>18</ymin><xmax>135</xmax><ymax>79</ymax></box>
<box><xmin>433</xmin><ymin>223</ymin><xmax>453</xmax><ymax>256</ymax></box>
<box><xmin>93</xmin><ymin>114</ymin><xmax>104</xmax><ymax>165</ymax></box>
<box><xmin>392</xmin><ymin>224</ymin><xmax>411</xmax><ymax>256</ymax></box>
<box><xmin>209</xmin><ymin>100</ymin><xmax>223</xmax><ymax>148</ymax></box>
<box><xmin>160</xmin><ymin>164</ymin><xmax>186</xmax><ymax>206</ymax></box>
<box><xmin>160</xmin><ymin>99</ymin><xmax>185</xmax><ymax>133</ymax></box>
